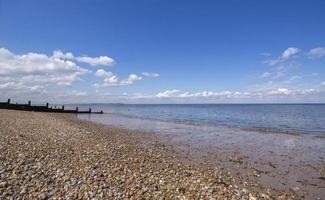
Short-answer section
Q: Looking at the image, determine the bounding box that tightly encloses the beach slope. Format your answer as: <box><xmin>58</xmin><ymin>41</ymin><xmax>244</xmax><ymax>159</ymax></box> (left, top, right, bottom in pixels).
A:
<box><xmin>0</xmin><ymin>109</ymin><xmax>298</xmax><ymax>199</ymax></box>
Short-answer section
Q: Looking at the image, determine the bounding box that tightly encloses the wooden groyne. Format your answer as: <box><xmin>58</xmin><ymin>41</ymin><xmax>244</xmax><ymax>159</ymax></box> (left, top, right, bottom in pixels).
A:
<box><xmin>0</xmin><ymin>99</ymin><xmax>103</xmax><ymax>114</ymax></box>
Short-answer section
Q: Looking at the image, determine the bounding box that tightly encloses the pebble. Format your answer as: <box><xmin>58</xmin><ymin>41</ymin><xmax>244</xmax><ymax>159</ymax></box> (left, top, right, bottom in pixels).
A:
<box><xmin>0</xmin><ymin>110</ymin><xmax>292</xmax><ymax>199</ymax></box>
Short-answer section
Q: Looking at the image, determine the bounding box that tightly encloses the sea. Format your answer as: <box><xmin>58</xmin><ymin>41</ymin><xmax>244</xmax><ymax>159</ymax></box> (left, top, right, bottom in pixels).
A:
<box><xmin>65</xmin><ymin>104</ymin><xmax>325</xmax><ymax>136</ymax></box>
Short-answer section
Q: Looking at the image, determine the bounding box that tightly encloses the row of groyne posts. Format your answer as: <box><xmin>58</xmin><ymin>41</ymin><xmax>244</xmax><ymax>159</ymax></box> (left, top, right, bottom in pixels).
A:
<box><xmin>0</xmin><ymin>99</ymin><xmax>103</xmax><ymax>114</ymax></box>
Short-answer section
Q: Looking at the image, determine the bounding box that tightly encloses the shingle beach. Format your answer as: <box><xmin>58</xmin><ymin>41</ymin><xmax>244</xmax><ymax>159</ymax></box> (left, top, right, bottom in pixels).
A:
<box><xmin>0</xmin><ymin>109</ymin><xmax>320</xmax><ymax>199</ymax></box>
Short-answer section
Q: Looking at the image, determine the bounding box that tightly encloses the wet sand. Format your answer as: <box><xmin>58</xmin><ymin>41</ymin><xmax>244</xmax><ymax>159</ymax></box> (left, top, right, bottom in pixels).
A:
<box><xmin>0</xmin><ymin>110</ymin><xmax>324</xmax><ymax>199</ymax></box>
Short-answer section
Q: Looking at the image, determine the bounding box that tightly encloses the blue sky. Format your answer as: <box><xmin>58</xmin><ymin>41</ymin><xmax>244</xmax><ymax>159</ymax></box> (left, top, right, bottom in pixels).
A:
<box><xmin>0</xmin><ymin>0</ymin><xmax>325</xmax><ymax>103</ymax></box>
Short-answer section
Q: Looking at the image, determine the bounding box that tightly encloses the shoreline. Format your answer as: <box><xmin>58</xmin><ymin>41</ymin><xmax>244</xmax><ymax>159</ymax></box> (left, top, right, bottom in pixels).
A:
<box><xmin>0</xmin><ymin>109</ymin><xmax>324</xmax><ymax>199</ymax></box>
<box><xmin>78</xmin><ymin>111</ymin><xmax>325</xmax><ymax>138</ymax></box>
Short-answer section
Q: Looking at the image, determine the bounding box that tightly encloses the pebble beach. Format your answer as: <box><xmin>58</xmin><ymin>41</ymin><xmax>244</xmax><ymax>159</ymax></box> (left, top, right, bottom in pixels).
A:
<box><xmin>0</xmin><ymin>109</ymin><xmax>322</xmax><ymax>199</ymax></box>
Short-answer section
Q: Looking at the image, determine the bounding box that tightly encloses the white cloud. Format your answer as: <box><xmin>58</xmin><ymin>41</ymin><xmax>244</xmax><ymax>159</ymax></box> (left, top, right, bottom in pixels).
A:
<box><xmin>52</xmin><ymin>50</ymin><xmax>115</xmax><ymax>66</ymax></box>
<box><xmin>0</xmin><ymin>81</ymin><xmax>45</xmax><ymax>93</ymax></box>
<box><xmin>1</xmin><ymin>86</ymin><xmax>323</xmax><ymax>104</ymax></box>
<box><xmin>15</xmin><ymin>74</ymin><xmax>83</xmax><ymax>86</ymax></box>
<box><xmin>156</xmin><ymin>89</ymin><xmax>180</xmax><ymax>97</ymax></box>
<box><xmin>142</xmin><ymin>72</ymin><xmax>160</xmax><ymax>77</ymax></box>
<box><xmin>94</xmin><ymin>69</ymin><xmax>142</xmax><ymax>87</ymax></box>
<box><xmin>268</xmin><ymin>88</ymin><xmax>291</xmax><ymax>95</ymax></box>
<box><xmin>1</xmin><ymin>46</ymin><xmax>324</xmax><ymax>104</ymax></box>
<box><xmin>268</xmin><ymin>88</ymin><xmax>316</xmax><ymax>96</ymax></box>
<box><xmin>156</xmin><ymin>90</ymin><xmax>252</xmax><ymax>99</ymax></box>
<box><xmin>0</xmin><ymin>48</ymin><xmax>96</xmax><ymax>104</ymax></box>
<box><xmin>281</xmin><ymin>47</ymin><xmax>300</xmax><ymax>60</ymax></box>
<box><xmin>0</xmin><ymin>48</ymin><xmax>88</xmax><ymax>76</ymax></box>
<box><xmin>0</xmin><ymin>48</ymin><xmax>120</xmax><ymax>97</ymax></box>
<box><xmin>52</xmin><ymin>50</ymin><xmax>74</xmax><ymax>60</ymax></box>
<box><xmin>307</xmin><ymin>47</ymin><xmax>325</xmax><ymax>58</ymax></box>
<box><xmin>154</xmin><ymin>87</ymin><xmax>319</xmax><ymax>100</ymax></box>
<box><xmin>0</xmin><ymin>47</ymin><xmax>89</xmax><ymax>90</ymax></box>
<box><xmin>76</xmin><ymin>55</ymin><xmax>115</xmax><ymax>66</ymax></box>
<box><xmin>94</xmin><ymin>69</ymin><xmax>114</xmax><ymax>78</ymax></box>
<box><xmin>262</xmin><ymin>58</ymin><xmax>301</xmax><ymax>80</ymax></box>
<box><xmin>120</xmin><ymin>74</ymin><xmax>142</xmax><ymax>85</ymax></box>
<box><xmin>264</xmin><ymin>47</ymin><xmax>300</xmax><ymax>66</ymax></box>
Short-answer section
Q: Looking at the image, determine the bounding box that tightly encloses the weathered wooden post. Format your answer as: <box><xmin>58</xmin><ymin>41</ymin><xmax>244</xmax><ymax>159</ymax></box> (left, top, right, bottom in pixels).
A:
<box><xmin>7</xmin><ymin>99</ymin><xmax>10</xmax><ymax>104</ymax></box>
<box><xmin>28</xmin><ymin>100</ymin><xmax>31</xmax><ymax>106</ymax></box>
<box><xmin>62</xmin><ymin>105</ymin><xmax>64</xmax><ymax>110</ymax></box>
<box><xmin>89</xmin><ymin>108</ymin><xmax>91</xmax><ymax>113</ymax></box>
<box><xmin>76</xmin><ymin>107</ymin><xmax>79</xmax><ymax>112</ymax></box>
<box><xmin>46</xmin><ymin>103</ymin><xmax>49</xmax><ymax>108</ymax></box>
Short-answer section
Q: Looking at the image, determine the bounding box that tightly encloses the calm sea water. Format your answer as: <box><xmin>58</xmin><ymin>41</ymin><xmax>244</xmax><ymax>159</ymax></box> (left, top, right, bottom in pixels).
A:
<box><xmin>72</xmin><ymin>104</ymin><xmax>325</xmax><ymax>135</ymax></box>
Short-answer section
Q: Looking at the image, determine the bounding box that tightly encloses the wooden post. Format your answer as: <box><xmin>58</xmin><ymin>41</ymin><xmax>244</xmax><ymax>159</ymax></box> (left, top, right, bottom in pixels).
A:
<box><xmin>89</xmin><ymin>108</ymin><xmax>91</xmax><ymax>113</ymax></box>
<box><xmin>76</xmin><ymin>107</ymin><xmax>79</xmax><ymax>112</ymax></box>
<box><xmin>46</xmin><ymin>103</ymin><xmax>49</xmax><ymax>108</ymax></box>
<box><xmin>62</xmin><ymin>105</ymin><xmax>64</xmax><ymax>110</ymax></box>
<box><xmin>7</xmin><ymin>99</ymin><xmax>10</xmax><ymax>104</ymax></box>
<box><xmin>28</xmin><ymin>100</ymin><xmax>31</xmax><ymax>106</ymax></box>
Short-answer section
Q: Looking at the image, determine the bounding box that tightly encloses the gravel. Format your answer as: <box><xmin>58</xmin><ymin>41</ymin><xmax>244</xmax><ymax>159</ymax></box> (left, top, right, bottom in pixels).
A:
<box><xmin>0</xmin><ymin>109</ymin><xmax>293</xmax><ymax>199</ymax></box>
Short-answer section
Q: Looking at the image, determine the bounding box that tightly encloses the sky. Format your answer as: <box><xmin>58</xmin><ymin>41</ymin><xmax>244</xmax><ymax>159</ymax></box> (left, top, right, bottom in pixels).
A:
<box><xmin>0</xmin><ymin>0</ymin><xmax>325</xmax><ymax>103</ymax></box>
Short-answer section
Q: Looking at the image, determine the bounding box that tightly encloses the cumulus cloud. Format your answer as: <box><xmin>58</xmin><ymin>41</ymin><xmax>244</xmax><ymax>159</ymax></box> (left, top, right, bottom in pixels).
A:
<box><xmin>94</xmin><ymin>69</ymin><xmax>114</xmax><ymax>78</ymax></box>
<box><xmin>94</xmin><ymin>69</ymin><xmax>142</xmax><ymax>87</ymax></box>
<box><xmin>142</xmin><ymin>72</ymin><xmax>160</xmax><ymax>77</ymax></box>
<box><xmin>52</xmin><ymin>50</ymin><xmax>115</xmax><ymax>66</ymax></box>
<box><xmin>0</xmin><ymin>47</ymin><xmax>89</xmax><ymax>91</ymax></box>
<box><xmin>76</xmin><ymin>56</ymin><xmax>115</xmax><ymax>66</ymax></box>
<box><xmin>120</xmin><ymin>74</ymin><xmax>142</xmax><ymax>85</ymax></box>
<box><xmin>52</xmin><ymin>50</ymin><xmax>74</xmax><ymax>60</ymax></box>
<box><xmin>0</xmin><ymin>48</ymin><xmax>88</xmax><ymax>76</ymax></box>
<box><xmin>307</xmin><ymin>47</ymin><xmax>325</xmax><ymax>58</ymax></box>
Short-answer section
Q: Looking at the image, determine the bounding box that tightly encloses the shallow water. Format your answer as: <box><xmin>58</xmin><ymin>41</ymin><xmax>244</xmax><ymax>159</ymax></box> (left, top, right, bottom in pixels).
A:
<box><xmin>75</xmin><ymin>104</ymin><xmax>325</xmax><ymax>198</ymax></box>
